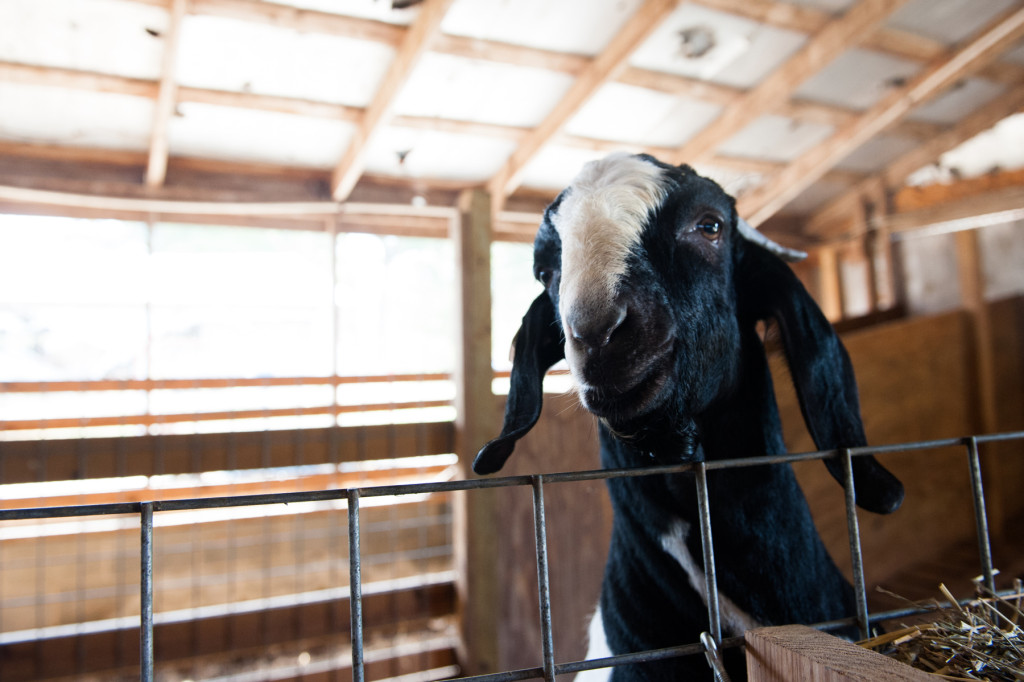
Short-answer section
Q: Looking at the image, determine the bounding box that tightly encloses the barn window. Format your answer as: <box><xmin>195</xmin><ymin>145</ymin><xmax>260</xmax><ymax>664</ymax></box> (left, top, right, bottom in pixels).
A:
<box><xmin>0</xmin><ymin>213</ymin><xmax>461</xmax><ymax>680</ymax></box>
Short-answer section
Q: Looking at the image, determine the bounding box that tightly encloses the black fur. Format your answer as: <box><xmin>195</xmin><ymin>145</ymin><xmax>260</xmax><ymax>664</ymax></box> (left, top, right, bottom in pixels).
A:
<box><xmin>474</xmin><ymin>155</ymin><xmax>903</xmax><ymax>681</ymax></box>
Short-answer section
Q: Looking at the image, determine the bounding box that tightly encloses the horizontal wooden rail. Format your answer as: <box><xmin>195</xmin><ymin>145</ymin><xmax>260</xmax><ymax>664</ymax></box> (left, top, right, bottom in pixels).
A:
<box><xmin>0</xmin><ymin>400</ymin><xmax>453</xmax><ymax>431</ymax></box>
<box><xmin>0</xmin><ymin>578</ymin><xmax>456</xmax><ymax>682</ymax></box>
<box><xmin>1</xmin><ymin>373</ymin><xmax>451</xmax><ymax>393</ymax></box>
<box><xmin>0</xmin><ymin>422</ymin><xmax>457</xmax><ymax>484</ymax></box>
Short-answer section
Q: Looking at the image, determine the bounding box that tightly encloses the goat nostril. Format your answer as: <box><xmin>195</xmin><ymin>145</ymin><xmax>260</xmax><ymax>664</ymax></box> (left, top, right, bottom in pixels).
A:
<box><xmin>570</xmin><ymin>305</ymin><xmax>627</xmax><ymax>351</ymax></box>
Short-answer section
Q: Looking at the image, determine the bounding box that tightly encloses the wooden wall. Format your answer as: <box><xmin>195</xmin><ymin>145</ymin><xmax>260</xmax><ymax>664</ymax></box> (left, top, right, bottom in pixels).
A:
<box><xmin>486</xmin><ymin>392</ymin><xmax>609</xmax><ymax>674</ymax></box>
<box><xmin>489</xmin><ymin>295</ymin><xmax>1024</xmax><ymax>670</ymax></box>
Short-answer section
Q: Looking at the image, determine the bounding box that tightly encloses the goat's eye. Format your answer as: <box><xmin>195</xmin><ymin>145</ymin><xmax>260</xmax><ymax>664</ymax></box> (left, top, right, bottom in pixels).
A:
<box><xmin>696</xmin><ymin>215</ymin><xmax>722</xmax><ymax>241</ymax></box>
<box><xmin>536</xmin><ymin>269</ymin><xmax>554</xmax><ymax>286</ymax></box>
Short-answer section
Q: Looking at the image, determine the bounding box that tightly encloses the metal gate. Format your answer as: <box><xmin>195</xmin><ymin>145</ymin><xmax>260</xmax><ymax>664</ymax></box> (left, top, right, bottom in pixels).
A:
<box><xmin>2</xmin><ymin>431</ymin><xmax>1021</xmax><ymax>681</ymax></box>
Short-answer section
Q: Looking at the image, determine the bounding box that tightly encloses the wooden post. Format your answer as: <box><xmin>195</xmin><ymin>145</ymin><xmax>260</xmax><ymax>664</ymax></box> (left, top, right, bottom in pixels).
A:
<box><xmin>818</xmin><ymin>246</ymin><xmax>844</xmax><ymax>322</ymax></box>
<box><xmin>746</xmin><ymin>625</ymin><xmax>931</xmax><ymax>681</ymax></box>
<box><xmin>955</xmin><ymin>228</ymin><xmax>1005</xmax><ymax>538</ymax></box>
<box><xmin>452</xmin><ymin>188</ymin><xmax>500</xmax><ymax>674</ymax></box>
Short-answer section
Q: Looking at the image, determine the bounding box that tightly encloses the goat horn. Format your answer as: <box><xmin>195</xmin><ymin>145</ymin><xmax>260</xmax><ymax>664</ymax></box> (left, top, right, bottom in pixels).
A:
<box><xmin>737</xmin><ymin>218</ymin><xmax>808</xmax><ymax>262</ymax></box>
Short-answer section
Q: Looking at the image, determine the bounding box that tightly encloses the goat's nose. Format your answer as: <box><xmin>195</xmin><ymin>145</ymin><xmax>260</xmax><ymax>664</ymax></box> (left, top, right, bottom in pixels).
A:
<box><xmin>567</xmin><ymin>304</ymin><xmax>627</xmax><ymax>353</ymax></box>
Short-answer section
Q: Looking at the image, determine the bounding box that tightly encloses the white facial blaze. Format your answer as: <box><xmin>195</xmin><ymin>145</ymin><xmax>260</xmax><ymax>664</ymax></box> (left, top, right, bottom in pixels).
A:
<box><xmin>553</xmin><ymin>153</ymin><xmax>667</xmax><ymax>325</ymax></box>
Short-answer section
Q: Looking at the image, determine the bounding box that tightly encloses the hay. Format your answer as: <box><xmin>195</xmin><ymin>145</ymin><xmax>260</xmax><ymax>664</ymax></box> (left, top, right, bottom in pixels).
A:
<box><xmin>859</xmin><ymin>578</ymin><xmax>1024</xmax><ymax>681</ymax></box>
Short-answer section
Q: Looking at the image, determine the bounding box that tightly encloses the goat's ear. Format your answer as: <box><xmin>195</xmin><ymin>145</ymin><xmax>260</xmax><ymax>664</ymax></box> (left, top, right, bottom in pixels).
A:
<box><xmin>473</xmin><ymin>291</ymin><xmax>564</xmax><ymax>475</ymax></box>
<box><xmin>738</xmin><ymin>243</ymin><xmax>904</xmax><ymax>515</ymax></box>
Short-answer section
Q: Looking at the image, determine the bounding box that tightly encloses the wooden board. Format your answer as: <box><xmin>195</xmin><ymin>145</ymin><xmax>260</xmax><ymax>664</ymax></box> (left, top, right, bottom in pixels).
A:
<box><xmin>0</xmin><ymin>422</ymin><xmax>455</xmax><ymax>484</ymax></box>
<box><xmin>746</xmin><ymin>625</ymin><xmax>930</xmax><ymax>681</ymax></box>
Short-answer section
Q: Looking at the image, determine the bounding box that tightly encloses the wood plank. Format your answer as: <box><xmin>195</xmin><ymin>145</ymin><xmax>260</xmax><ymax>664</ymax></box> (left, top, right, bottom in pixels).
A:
<box><xmin>492</xmin><ymin>393</ymin><xmax>607</xmax><ymax>673</ymax></box>
<box><xmin>0</xmin><ymin>61</ymin><xmax>158</xmax><ymax>98</ymax></box>
<box><xmin>672</xmin><ymin>0</ymin><xmax>912</xmax><ymax>167</ymax></box>
<box><xmin>745</xmin><ymin>625</ymin><xmax>930</xmax><ymax>681</ymax></box>
<box><xmin>330</xmin><ymin>0</ymin><xmax>455</xmax><ymax>201</ymax></box>
<box><xmin>0</xmin><ymin>581</ymin><xmax>455</xmax><ymax>681</ymax></box>
<box><xmin>694</xmin><ymin>0</ymin><xmax>947</xmax><ymax>64</ymax></box>
<box><xmin>817</xmin><ymin>246</ymin><xmax>844</xmax><ymax>321</ymax></box>
<box><xmin>740</xmin><ymin>4</ymin><xmax>1024</xmax><ymax>227</ymax></box>
<box><xmin>189</xmin><ymin>0</ymin><xmax>406</xmax><ymax>46</ymax></box>
<box><xmin>452</xmin><ymin>188</ymin><xmax>500</xmax><ymax>675</ymax></box>
<box><xmin>487</xmin><ymin>0</ymin><xmax>679</xmax><ymax>201</ymax></box>
<box><xmin>886</xmin><ymin>186</ymin><xmax>1024</xmax><ymax>236</ymax></box>
<box><xmin>145</xmin><ymin>0</ymin><xmax>186</xmax><ymax>187</ymax></box>
<box><xmin>0</xmin><ymin>423</ymin><xmax>456</xmax><ymax>484</ymax></box>
<box><xmin>892</xmin><ymin>167</ymin><xmax>1024</xmax><ymax>215</ymax></box>
<box><xmin>0</xmin><ymin>501</ymin><xmax>453</xmax><ymax>632</ymax></box>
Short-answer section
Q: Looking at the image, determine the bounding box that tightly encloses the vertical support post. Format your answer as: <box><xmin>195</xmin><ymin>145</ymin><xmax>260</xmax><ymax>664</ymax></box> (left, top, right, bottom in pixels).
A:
<box><xmin>531</xmin><ymin>476</ymin><xmax>556</xmax><ymax>682</ymax></box>
<box><xmin>817</xmin><ymin>246</ymin><xmax>844</xmax><ymax>322</ymax></box>
<box><xmin>840</xmin><ymin>450</ymin><xmax>870</xmax><ymax>640</ymax></box>
<box><xmin>694</xmin><ymin>462</ymin><xmax>722</xmax><ymax>645</ymax></box>
<box><xmin>348</xmin><ymin>489</ymin><xmax>364</xmax><ymax>682</ymax></box>
<box><xmin>965</xmin><ymin>437</ymin><xmax>997</xmax><ymax>596</ymax></box>
<box><xmin>452</xmin><ymin>188</ymin><xmax>500</xmax><ymax>674</ymax></box>
<box><xmin>140</xmin><ymin>502</ymin><xmax>154</xmax><ymax>682</ymax></box>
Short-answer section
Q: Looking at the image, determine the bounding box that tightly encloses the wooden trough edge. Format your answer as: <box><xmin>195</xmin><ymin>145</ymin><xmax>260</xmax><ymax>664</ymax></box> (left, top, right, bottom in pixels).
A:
<box><xmin>745</xmin><ymin>624</ymin><xmax>931</xmax><ymax>681</ymax></box>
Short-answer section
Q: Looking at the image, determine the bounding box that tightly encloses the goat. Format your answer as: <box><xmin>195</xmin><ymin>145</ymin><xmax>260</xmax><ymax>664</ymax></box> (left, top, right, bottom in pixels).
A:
<box><xmin>473</xmin><ymin>153</ymin><xmax>905</xmax><ymax>681</ymax></box>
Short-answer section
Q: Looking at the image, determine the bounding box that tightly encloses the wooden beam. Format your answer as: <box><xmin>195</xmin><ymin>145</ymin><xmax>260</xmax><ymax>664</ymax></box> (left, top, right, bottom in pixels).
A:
<box><xmin>330</xmin><ymin>0</ymin><xmax>454</xmax><ymax>201</ymax></box>
<box><xmin>693</xmin><ymin>0</ymin><xmax>950</xmax><ymax>63</ymax></box>
<box><xmin>672</xmin><ymin>0</ymin><xmax>911</xmax><ymax>167</ymax></box>
<box><xmin>892</xmin><ymin>167</ymin><xmax>1024</xmax><ymax>214</ymax></box>
<box><xmin>131</xmin><ymin>0</ymin><xmax>967</xmax><ymax>69</ymax></box>
<box><xmin>145</xmin><ymin>0</ymin><xmax>187</xmax><ymax>187</ymax></box>
<box><xmin>817</xmin><ymin>245</ymin><xmax>844</xmax><ymax>321</ymax></box>
<box><xmin>886</xmin><ymin>185</ymin><xmax>1024</xmax><ymax>236</ymax></box>
<box><xmin>746</xmin><ymin>625</ymin><xmax>931</xmax><ymax>681</ymax></box>
<box><xmin>189</xmin><ymin>0</ymin><xmax>406</xmax><ymax>46</ymax></box>
<box><xmin>0</xmin><ymin>61</ymin><xmax>158</xmax><ymax>98</ymax></box>
<box><xmin>740</xmin><ymin>4</ymin><xmax>1024</xmax><ymax>227</ymax></box>
<box><xmin>0</xmin><ymin>423</ymin><xmax>455</xmax><ymax>484</ymax></box>
<box><xmin>487</xmin><ymin>0</ymin><xmax>679</xmax><ymax>201</ymax></box>
<box><xmin>882</xmin><ymin>88</ymin><xmax>1024</xmax><ymax>191</ymax></box>
<box><xmin>451</xmin><ymin>188</ymin><xmax>499</xmax><ymax>675</ymax></box>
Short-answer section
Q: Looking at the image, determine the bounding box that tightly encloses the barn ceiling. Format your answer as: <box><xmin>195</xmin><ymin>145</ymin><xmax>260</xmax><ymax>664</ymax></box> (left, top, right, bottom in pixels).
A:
<box><xmin>1</xmin><ymin>0</ymin><xmax>1023</xmax><ymax>245</ymax></box>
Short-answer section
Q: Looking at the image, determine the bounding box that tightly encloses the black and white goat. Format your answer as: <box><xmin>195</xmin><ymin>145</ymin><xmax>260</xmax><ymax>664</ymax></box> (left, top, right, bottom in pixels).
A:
<box><xmin>474</xmin><ymin>153</ymin><xmax>905</xmax><ymax>680</ymax></box>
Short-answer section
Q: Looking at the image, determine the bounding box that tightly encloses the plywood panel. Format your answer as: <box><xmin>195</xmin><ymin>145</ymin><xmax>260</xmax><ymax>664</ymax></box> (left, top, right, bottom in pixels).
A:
<box><xmin>488</xmin><ymin>392</ymin><xmax>608</xmax><ymax>672</ymax></box>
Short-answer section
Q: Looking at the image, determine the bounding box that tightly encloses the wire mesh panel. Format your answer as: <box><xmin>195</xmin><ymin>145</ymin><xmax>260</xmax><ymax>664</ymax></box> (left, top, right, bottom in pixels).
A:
<box><xmin>1</xmin><ymin>431</ymin><xmax>1021</xmax><ymax>681</ymax></box>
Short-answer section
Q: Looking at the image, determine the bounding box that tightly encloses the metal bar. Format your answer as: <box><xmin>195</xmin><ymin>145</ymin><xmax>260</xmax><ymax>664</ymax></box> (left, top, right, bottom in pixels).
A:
<box><xmin>694</xmin><ymin>461</ymin><xmax>723</xmax><ymax>645</ymax></box>
<box><xmin>347</xmin><ymin>489</ymin><xmax>365</xmax><ymax>682</ymax></box>
<box><xmin>530</xmin><ymin>476</ymin><xmax>556</xmax><ymax>682</ymax></box>
<box><xmin>140</xmin><ymin>502</ymin><xmax>155</xmax><ymax>682</ymax></box>
<box><xmin>4</xmin><ymin>431</ymin><xmax>1023</xmax><ymax>522</ymax></box>
<box><xmin>840</xmin><ymin>449</ymin><xmax>870</xmax><ymax>640</ymax></box>
<box><xmin>965</xmin><ymin>436</ymin><xmax>997</xmax><ymax>596</ymax></box>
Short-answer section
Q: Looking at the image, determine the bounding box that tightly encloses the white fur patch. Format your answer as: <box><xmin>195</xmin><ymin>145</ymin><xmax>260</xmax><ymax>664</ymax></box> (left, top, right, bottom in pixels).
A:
<box><xmin>659</xmin><ymin>519</ymin><xmax>762</xmax><ymax>636</ymax></box>
<box><xmin>552</xmin><ymin>153</ymin><xmax>667</xmax><ymax>324</ymax></box>
<box><xmin>576</xmin><ymin>606</ymin><xmax>612</xmax><ymax>682</ymax></box>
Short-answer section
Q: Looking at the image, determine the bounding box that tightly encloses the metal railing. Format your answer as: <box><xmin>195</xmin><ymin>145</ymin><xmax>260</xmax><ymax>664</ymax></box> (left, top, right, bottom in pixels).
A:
<box><xmin>1</xmin><ymin>431</ymin><xmax>1021</xmax><ymax>681</ymax></box>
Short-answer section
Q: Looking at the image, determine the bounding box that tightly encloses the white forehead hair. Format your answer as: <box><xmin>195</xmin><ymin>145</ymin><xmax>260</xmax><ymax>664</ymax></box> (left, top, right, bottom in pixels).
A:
<box><xmin>552</xmin><ymin>153</ymin><xmax>667</xmax><ymax>314</ymax></box>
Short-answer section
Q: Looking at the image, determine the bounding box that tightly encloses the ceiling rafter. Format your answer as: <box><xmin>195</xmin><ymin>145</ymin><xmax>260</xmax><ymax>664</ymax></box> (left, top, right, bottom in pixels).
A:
<box><xmin>329</xmin><ymin>0</ymin><xmax>455</xmax><ymax>201</ymax></box>
<box><xmin>693</xmin><ymin>0</ymin><xmax>945</xmax><ymax>62</ymax></box>
<box><xmin>806</xmin><ymin>83</ymin><xmax>1024</xmax><ymax>238</ymax></box>
<box><xmin>0</xmin><ymin>58</ymin><xmax>945</xmax><ymax>175</ymax></box>
<box><xmin>669</xmin><ymin>0</ymin><xmax>913</xmax><ymax>168</ymax></box>
<box><xmin>486</xmin><ymin>0</ymin><xmax>680</xmax><ymax>202</ymax></box>
<box><xmin>106</xmin><ymin>0</ymin><xmax>1019</xmax><ymax>163</ymax></box>
<box><xmin>145</xmin><ymin>0</ymin><xmax>187</xmax><ymax>187</ymax></box>
<box><xmin>137</xmin><ymin>0</ymin><xmax>965</xmax><ymax>67</ymax></box>
<box><xmin>740</xmin><ymin>4</ymin><xmax>1024</xmax><ymax>227</ymax></box>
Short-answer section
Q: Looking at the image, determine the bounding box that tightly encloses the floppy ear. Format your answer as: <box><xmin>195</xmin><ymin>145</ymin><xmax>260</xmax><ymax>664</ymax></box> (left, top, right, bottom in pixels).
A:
<box><xmin>738</xmin><ymin>241</ymin><xmax>904</xmax><ymax>515</ymax></box>
<box><xmin>473</xmin><ymin>291</ymin><xmax>565</xmax><ymax>475</ymax></box>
